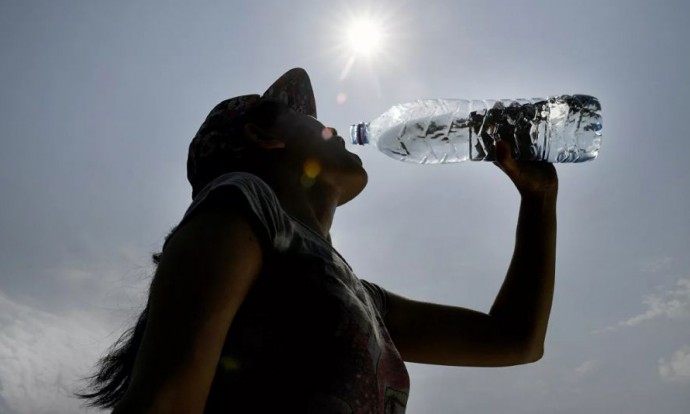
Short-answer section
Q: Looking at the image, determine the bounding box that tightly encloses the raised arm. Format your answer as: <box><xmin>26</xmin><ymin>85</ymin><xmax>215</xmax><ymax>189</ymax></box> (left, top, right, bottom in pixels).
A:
<box><xmin>384</xmin><ymin>140</ymin><xmax>558</xmax><ymax>367</ymax></box>
<box><xmin>112</xmin><ymin>204</ymin><xmax>263</xmax><ymax>413</ymax></box>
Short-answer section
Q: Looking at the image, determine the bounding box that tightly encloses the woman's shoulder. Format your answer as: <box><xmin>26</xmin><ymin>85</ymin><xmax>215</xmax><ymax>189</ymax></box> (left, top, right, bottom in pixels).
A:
<box><xmin>179</xmin><ymin>171</ymin><xmax>293</xmax><ymax>252</ymax></box>
<box><xmin>196</xmin><ymin>171</ymin><xmax>276</xmax><ymax>200</ymax></box>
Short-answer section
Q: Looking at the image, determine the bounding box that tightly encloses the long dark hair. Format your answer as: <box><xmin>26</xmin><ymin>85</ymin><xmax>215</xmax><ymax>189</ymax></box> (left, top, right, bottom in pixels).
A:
<box><xmin>74</xmin><ymin>100</ymin><xmax>285</xmax><ymax>410</ymax></box>
<box><xmin>73</xmin><ymin>225</ymin><xmax>176</xmax><ymax>409</ymax></box>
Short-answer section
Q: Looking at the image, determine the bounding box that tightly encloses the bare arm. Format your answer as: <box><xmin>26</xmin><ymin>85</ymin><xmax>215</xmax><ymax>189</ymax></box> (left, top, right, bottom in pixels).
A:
<box><xmin>112</xmin><ymin>204</ymin><xmax>263</xmax><ymax>413</ymax></box>
<box><xmin>488</xmin><ymin>191</ymin><xmax>556</xmax><ymax>361</ymax></box>
<box><xmin>385</xmin><ymin>141</ymin><xmax>558</xmax><ymax>367</ymax></box>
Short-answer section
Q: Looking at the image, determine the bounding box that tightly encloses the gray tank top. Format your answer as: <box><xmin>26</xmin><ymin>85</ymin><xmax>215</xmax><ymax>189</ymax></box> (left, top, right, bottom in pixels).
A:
<box><xmin>168</xmin><ymin>172</ymin><xmax>409</xmax><ymax>413</ymax></box>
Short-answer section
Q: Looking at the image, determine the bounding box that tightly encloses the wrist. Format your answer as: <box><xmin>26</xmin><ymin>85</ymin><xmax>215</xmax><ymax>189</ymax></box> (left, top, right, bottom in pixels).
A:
<box><xmin>520</xmin><ymin>190</ymin><xmax>558</xmax><ymax>207</ymax></box>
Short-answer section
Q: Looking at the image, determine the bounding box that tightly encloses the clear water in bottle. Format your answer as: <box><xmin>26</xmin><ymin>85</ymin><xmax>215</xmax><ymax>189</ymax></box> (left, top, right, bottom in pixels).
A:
<box><xmin>350</xmin><ymin>95</ymin><xmax>602</xmax><ymax>163</ymax></box>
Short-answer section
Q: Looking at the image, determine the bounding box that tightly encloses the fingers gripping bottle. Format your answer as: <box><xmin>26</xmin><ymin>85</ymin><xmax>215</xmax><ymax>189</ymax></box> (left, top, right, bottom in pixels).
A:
<box><xmin>350</xmin><ymin>95</ymin><xmax>602</xmax><ymax>164</ymax></box>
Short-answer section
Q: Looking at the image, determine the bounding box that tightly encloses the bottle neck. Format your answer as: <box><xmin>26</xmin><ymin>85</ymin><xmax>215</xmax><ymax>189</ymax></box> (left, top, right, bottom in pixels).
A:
<box><xmin>349</xmin><ymin>122</ymin><xmax>370</xmax><ymax>145</ymax></box>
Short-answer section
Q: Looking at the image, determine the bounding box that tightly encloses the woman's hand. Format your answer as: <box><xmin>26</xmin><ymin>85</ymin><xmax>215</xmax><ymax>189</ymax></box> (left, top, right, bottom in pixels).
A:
<box><xmin>493</xmin><ymin>140</ymin><xmax>559</xmax><ymax>199</ymax></box>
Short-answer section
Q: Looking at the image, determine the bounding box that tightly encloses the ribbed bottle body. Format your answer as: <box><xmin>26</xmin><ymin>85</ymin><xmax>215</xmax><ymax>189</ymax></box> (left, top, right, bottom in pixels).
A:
<box><xmin>351</xmin><ymin>95</ymin><xmax>602</xmax><ymax>163</ymax></box>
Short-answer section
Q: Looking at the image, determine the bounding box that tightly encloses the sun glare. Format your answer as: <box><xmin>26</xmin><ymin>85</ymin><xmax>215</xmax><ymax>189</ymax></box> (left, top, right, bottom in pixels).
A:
<box><xmin>328</xmin><ymin>6</ymin><xmax>405</xmax><ymax>82</ymax></box>
<box><xmin>346</xmin><ymin>18</ymin><xmax>383</xmax><ymax>56</ymax></box>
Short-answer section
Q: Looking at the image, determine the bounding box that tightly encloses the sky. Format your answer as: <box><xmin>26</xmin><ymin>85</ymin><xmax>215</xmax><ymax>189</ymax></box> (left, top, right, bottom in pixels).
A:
<box><xmin>1</xmin><ymin>0</ymin><xmax>689</xmax><ymax>412</ymax></box>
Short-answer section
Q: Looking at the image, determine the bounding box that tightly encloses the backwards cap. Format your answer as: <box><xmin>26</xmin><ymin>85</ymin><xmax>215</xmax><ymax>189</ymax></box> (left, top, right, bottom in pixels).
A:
<box><xmin>186</xmin><ymin>68</ymin><xmax>317</xmax><ymax>198</ymax></box>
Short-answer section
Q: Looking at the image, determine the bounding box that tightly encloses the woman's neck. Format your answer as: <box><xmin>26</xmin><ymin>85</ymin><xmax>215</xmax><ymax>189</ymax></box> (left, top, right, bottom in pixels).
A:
<box><xmin>263</xmin><ymin>169</ymin><xmax>341</xmax><ymax>241</ymax></box>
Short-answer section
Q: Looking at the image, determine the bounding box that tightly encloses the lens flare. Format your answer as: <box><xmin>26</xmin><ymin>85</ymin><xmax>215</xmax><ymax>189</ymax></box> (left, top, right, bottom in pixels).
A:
<box><xmin>321</xmin><ymin>128</ymin><xmax>334</xmax><ymax>140</ymax></box>
<box><xmin>301</xmin><ymin>158</ymin><xmax>322</xmax><ymax>188</ymax></box>
<box><xmin>219</xmin><ymin>356</ymin><xmax>240</xmax><ymax>371</ymax></box>
<box><xmin>303</xmin><ymin>158</ymin><xmax>322</xmax><ymax>179</ymax></box>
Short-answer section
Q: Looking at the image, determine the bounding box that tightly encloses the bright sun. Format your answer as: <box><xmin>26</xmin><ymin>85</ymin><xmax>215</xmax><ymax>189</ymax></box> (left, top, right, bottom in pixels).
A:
<box><xmin>346</xmin><ymin>18</ymin><xmax>383</xmax><ymax>56</ymax></box>
<box><xmin>333</xmin><ymin>10</ymin><xmax>396</xmax><ymax>80</ymax></box>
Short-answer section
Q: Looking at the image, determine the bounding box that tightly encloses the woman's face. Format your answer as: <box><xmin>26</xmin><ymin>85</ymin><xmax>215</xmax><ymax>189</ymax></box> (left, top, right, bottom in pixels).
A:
<box><xmin>273</xmin><ymin>107</ymin><xmax>368</xmax><ymax>205</ymax></box>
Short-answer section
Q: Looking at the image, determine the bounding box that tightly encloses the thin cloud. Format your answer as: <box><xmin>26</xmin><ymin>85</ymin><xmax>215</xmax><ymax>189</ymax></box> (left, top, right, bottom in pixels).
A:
<box><xmin>574</xmin><ymin>359</ymin><xmax>599</xmax><ymax>376</ymax></box>
<box><xmin>593</xmin><ymin>278</ymin><xmax>690</xmax><ymax>333</ymax></box>
<box><xmin>641</xmin><ymin>256</ymin><xmax>673</xmax><ymax>273</ymax></box>
<box><xmin>658</xmin><ymin>345</ymin><xmax>690</xmax><ymax>384</ymax></box>
<box><xmin>0</xmin><ymin>289</ymin><xmax>115</xmax><ymax>414</ymax></box>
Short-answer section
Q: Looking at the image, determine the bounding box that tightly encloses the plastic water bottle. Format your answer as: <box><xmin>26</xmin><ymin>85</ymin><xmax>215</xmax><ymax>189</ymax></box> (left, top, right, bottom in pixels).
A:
<box><xmin>350</xmin><ymin>95</ymin><xmax>602</xmax><ymax>163</ymax></box>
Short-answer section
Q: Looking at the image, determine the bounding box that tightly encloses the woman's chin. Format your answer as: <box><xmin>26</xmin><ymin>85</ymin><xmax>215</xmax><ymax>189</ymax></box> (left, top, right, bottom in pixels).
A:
<box><xmin>337</xmin><ymin>167</ymin><xmax>368</xmax><ymax>206</ymax></box>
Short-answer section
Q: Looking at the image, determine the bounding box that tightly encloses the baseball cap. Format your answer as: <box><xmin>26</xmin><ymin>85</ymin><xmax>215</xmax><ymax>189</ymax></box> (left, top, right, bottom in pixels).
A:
<box><xmin>187</xmin><ymin>68</ymin><xmax>317</xmax><ymax>199</ymax></box>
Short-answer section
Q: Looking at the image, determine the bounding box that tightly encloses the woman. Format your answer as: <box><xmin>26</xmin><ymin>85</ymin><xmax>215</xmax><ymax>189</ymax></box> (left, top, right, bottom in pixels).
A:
<box><xmin>76</xmin><ymin>68</ymin><xmax>558</xmax><ymax>413</ymax></box>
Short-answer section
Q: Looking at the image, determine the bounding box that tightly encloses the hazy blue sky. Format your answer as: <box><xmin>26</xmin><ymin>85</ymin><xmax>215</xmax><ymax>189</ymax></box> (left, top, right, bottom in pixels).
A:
<box><xmin>1</xmin><ymin>0</ymin><xmax>689</xmax><ymax>412</ymax></box>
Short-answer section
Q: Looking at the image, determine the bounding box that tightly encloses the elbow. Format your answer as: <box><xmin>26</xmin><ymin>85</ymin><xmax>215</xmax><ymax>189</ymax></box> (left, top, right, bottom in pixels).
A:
<box><xmin>508</xmin><ymin>326</ymin><xmax>546</xmax><ymax>365</ymax></box>
<box><xmin>523</xmin><ymin>346</ymin><xmax>544</xmax><ymax>364</ymax></box>
<box><xmin>503</xmin><ymin>332</ymin><xmax>544</xmax><ymax>365</ymax></box>
<box><xmin>516</xmin><ymin>342</ymin><xmax>544</xmax><ymax>365</ymax></box>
